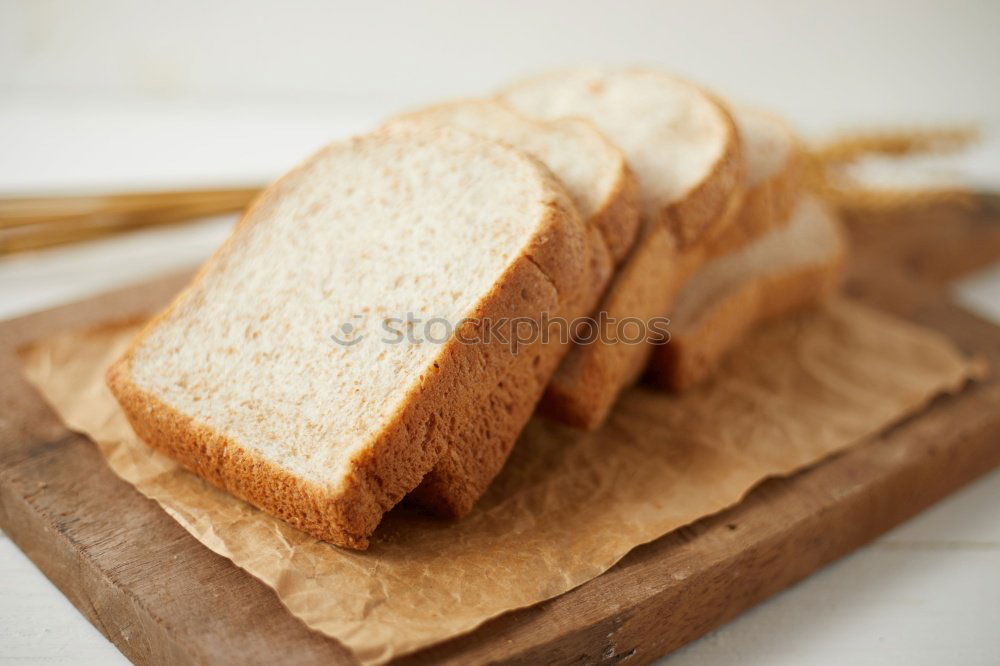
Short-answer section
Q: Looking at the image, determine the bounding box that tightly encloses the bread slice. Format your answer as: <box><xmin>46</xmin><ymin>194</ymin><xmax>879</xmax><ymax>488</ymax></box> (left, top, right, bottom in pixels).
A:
<box><xmin>381</xmin><ymin>100</ymin><xmax>641</xmax><ymax>516</ymax></box>
<box><xmin>648</xmin><ymin>196</ymin><xmax>846</xmax><ymax>391</ymax></box>
<box><xmin>500</xmin><ymin>67</ymin><xmax>742</xmax><ymax>247</ymax></box>
<box><xmin>705</xmin><ymin>106</ymin><xmax>802</xmax><ymax>259</ymax></box>
<box><xmin>501</xmin><ymin>67</ymin><xmax>743</xmax><ymax>429</ymax></box>
<box><xmin>106</xmin><ymin>128</ymin><xmax>588</xmax><ymax>549</ymax></box>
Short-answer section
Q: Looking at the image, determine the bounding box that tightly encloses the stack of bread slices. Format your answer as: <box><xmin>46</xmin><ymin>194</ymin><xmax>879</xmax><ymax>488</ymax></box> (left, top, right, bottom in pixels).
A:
<box><xmin>107</xmin><ymin>67</ymin><xmax>846</xmax><ymax>549</ymax></box>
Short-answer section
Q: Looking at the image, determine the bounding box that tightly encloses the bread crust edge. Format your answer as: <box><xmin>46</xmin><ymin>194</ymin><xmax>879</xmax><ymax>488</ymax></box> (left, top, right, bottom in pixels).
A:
<box><xmin>648</xmin><ymin>202</ymin><xmax>848</xmax><ymax>391</ymax></box>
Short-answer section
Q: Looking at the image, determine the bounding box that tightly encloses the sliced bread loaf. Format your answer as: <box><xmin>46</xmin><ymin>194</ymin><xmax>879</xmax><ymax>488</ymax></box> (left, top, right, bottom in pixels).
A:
<box><xmin>106</xmin><ymin>128</ymin><xmax>587</xmax><ymax>549</ymax></box>
<box><xmin>500</xmin><ymin>67</ymin><xmax>744</xmax><ymax>429</ymax></box>
<box><xmin>381</xmin><ymin>100</ymin><xmax>640</xmax><ymax>516</ymax></box>
<box><xmin>648</xmin><ymin>195</ymin><xmax>846</xmax><ymax>391</ymax></box>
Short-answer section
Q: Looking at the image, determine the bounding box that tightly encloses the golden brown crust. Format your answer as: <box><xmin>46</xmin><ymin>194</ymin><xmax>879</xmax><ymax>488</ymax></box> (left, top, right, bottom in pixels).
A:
<box><xmin>538</xmin><ymin>220</ymin><xmax>682</xmax><ymax>429</ymax></box>
<box><xmin>106</xmin><ymin>134</ymin><xmax>587</xmax><ymax>549</ymax></box>
<box><xmin>648</xmin><ymin>210</ymin><xmax>847</xmax><ymax>391</ymax></box>
<box><xmin>660</xmin><ymin>97</ymin><xmax>745</xmax><ymax>249</ymax></box>
<box><xmin>704</xmin><ymin>136</ymin><xmax>804</xmax><ymax>259</ymax></box>
<box><xmin>410</xmin><ymin>214</ymin><xmax>618</xmax><ymax>517</ymax></box>
<box><xmin>407</xmin><ymin>274</ymin><xmax>577</xmax><ymax>516</ymax></box>
<box><xmin>589</xmin><ymin>156</ymin><xmax>642</xmax><ymax>265</ymax></box>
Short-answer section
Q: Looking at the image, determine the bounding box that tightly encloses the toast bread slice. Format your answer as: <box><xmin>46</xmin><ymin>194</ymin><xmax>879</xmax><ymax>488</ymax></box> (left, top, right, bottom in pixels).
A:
<box><xmin>648</xmin><ymin>195</ymin><xmax>846</xmax><ymax>390</ymax></box>
<box><xmin>106</xmin><ymin>128</ymin><xmax>587</xmax><ymax>548</ymax></box>
<box><xmin>705</xmin><ymin>106</ymin><xmax>802</xmax><ymax>259</ymax></box>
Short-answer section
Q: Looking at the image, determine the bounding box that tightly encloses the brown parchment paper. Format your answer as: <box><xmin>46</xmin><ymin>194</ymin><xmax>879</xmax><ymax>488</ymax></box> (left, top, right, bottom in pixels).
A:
<box><xmin>19</xmin><ymin>298</ymin><xmax>981</xmax><ymax>664</ymax></box>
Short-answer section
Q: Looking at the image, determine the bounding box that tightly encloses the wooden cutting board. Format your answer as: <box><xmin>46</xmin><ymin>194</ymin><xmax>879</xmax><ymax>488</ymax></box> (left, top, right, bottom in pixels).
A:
<box><xmin>2</xmin><ymin>203</ymin><xmax>1000</xmax><ymax>665</ymax></box>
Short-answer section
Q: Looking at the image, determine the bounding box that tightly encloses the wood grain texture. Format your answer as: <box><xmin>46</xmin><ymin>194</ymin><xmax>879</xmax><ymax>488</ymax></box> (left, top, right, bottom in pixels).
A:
<box><xmin>843</xmin><ymin>195</ymin><xmax>1000</xmax><ymax>284</ymax></box>
<box><xmin>1</xmin><ymin>207</ymin><xmax>1000</xmax><ymax>665</ymax></box>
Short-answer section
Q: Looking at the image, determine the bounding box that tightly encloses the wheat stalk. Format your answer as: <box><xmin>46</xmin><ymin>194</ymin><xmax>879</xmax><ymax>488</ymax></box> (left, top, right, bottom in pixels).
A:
<box><xmin>0</xmin><ymin>187</ymin><xmax>260</xmax><ymax>255</ymax></box>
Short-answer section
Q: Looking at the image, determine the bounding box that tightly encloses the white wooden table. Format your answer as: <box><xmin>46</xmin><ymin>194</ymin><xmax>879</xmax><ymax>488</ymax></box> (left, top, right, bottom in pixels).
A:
<box><xmin>2</xmin><ymin>97</ymin><xmax>999</xmax><ymax>665</ymax></box>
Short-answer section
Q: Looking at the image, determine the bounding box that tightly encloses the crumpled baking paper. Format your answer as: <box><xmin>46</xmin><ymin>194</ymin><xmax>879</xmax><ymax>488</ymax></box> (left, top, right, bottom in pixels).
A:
<box><xmin>19</xmin><ymin>298</ymin><xmax>981</xmax><ymax>664</ymax></box>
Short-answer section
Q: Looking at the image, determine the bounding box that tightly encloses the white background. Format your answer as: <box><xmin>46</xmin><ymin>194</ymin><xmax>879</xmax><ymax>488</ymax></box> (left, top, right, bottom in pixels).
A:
<box><xmin>1</xmin><ymin>1</ymin><xmax>999</xmax><ymax>664</ymax></box>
